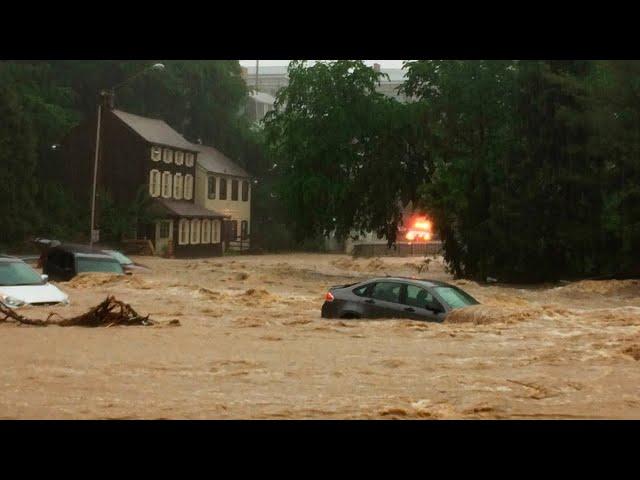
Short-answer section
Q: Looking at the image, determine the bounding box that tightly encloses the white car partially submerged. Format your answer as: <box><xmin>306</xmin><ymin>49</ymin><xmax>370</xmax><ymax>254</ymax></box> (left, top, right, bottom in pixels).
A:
<box><xmin>0</xmin><ymin>256</ymin><xmax>69</xmax><ymax>308</ymax></box>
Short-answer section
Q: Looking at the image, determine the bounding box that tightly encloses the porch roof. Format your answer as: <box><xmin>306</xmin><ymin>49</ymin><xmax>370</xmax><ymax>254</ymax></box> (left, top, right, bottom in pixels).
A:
<box><xmin>153</xmin><ymin>199</ymin><xmax>227</xmax><ymax>219</ymax></box>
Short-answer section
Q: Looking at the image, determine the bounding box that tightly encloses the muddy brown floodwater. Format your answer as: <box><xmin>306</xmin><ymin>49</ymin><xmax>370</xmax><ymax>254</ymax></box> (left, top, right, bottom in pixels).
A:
<box><xmin>1</xmin><ymin>254</ymin><xmax>639</xmax><ymax>419</ymax></box>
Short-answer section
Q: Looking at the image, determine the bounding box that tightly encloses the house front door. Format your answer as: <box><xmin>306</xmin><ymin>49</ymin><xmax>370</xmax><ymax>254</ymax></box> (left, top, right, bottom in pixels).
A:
<box><xmin>155</xmin><ymin>220</ymin><xmax>173</xmax><ymax>256</ymax></box>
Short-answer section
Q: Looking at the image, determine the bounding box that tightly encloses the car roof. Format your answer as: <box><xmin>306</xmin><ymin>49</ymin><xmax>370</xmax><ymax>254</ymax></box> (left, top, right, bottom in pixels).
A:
<box><xmin>0</xmin><ymin>255</ymin><xmax>23</xmax><ymax>263</ymax></box>
<box><xmin>52</xmin><ymin>243</ymin><xmax>107</xmax><ymax>254</ymax></box>
<box><xmin>362</xmin><ymin>277</ymin><xmax>456</xmax><ymax>288</ymax></box>
<box><xmin>49</xmin><ymin>244</ymin><xmax>118</xmax><ymax>259</ymax></box>
<box><xmin>75</xmin><ymin>253</ymin><xmax>120</xmax><ymax>260</ymax></box>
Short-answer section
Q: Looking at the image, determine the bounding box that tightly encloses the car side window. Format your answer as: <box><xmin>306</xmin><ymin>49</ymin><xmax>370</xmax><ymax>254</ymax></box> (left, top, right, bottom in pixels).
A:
<box><xmin>370</xmin><ymin>282</ymin><xmax>402</xmax><ymax>304</ymax></box>
<box><xmin>405</xmin><ymin>284</ymin><xmax>443</xmax><ymax>311</ymax></box>
<box><xmin>353</xmin><ymin>284</ymin><xmax>372</xmax><ymax>297</ymax></box>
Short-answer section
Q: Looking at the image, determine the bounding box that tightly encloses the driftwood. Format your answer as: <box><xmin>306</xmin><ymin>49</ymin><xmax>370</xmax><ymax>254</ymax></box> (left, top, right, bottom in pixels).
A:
<box><xmin>0</xmin><ymin>296</ymin><xmax>165</xmax><ymax>327</ymax></box>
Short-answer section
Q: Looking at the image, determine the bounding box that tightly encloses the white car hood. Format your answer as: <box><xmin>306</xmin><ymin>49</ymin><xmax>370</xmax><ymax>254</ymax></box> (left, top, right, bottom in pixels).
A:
<box><xmin>0</xmin><ymin>283</ymin><xmax>68</xmax><ymax>305</ymax></box>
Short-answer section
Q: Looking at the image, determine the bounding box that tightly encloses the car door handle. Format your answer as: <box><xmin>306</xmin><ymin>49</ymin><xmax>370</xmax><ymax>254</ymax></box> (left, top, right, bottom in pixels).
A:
<box><xmin>404</xmin><ymin>307</ymin><xmax>415</xmax><ymax>313</ymax></box>
<box><xmin>364</xmin><ymin>299</ymin><xmax>375</xmax><ymax>304</ymax></box>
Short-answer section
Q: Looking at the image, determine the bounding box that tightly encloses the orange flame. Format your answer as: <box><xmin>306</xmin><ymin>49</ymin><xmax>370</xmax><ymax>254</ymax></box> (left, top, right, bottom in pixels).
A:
<box><xmin>405</xmin><ymin>216</ymin><xmax>433</xmax><ymax>242</ymax></box>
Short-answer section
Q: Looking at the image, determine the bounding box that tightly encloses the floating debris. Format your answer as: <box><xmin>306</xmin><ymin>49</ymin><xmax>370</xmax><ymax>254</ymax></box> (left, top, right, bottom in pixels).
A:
<box><xmin>0</xmin><ymin>296</ymin><xmax>166</xmax><ymax>327</ymax></box>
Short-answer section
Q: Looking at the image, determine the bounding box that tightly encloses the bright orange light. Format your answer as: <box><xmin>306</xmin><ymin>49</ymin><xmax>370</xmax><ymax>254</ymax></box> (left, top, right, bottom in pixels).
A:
<box><xmin>414</xmin><ymin>220</ymin><xmax>431</xmax><ymax>231</ymax></box>
<box><xmin>405</xmin><ymin>230</ymin><xmax>432</xmax><ymax>241</ymax></box>
<box><xmin>404</xmin><ymin>215</ymin><xmax>433</xmax><ymax>242</ymax></box>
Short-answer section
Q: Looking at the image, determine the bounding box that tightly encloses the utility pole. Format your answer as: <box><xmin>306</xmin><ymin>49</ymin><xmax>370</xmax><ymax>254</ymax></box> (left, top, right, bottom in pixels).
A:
<box><xmin>256</xmin><ymin>59</ymin><xmax>260</xmax><ymax>91</ymax></box>
<box><xmin>89</xmin><ymin>95</ymin><xmax>104</xmax><ymax>248</ymax></box>
<box><xmin>255</xmin><ymin>59</ymin><xmax>260</xmax><ymax>120</ymax></box>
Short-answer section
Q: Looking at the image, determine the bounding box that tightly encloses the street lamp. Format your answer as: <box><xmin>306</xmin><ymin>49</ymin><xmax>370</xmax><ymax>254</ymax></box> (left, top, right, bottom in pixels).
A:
<box><xmin>89</xmin><ymin>62</ymin><xmax>165</xmax><ymax>247</ymax></box>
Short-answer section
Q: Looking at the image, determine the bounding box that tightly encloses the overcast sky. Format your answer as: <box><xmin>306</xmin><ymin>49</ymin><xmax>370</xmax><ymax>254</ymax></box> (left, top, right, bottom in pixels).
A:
<box><xmin>239</xmin><ymin>60</ymin><xmax>407</xmax><ymax>69</ymax></box>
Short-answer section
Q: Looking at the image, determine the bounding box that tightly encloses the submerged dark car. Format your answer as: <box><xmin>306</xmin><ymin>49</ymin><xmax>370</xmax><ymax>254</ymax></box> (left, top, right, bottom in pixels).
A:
<box><xmin>321</xmin><ymin>277</ymin><xmax>479</xmax><ymax>322</ymax></box>
<box><xmin>41</xmin><ymin>244</ymin><xmax>124</xmax><ymax>281</ymax></box>
<box><xmin>33</xmin><ymin>239</ymin><xmax>150</xmax><ymax>276</ymax></box>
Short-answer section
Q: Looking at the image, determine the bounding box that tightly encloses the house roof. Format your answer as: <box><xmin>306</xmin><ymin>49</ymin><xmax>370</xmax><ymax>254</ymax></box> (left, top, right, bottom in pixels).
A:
<box><xmin>154</xmin><ymin>199</ymin><xmax>227</xmax><ymax>219</ymax></box>
<box><xmin>195</xmin><ymin>144</ymin><xmax>250</xmax><ymax>178</ymax></box>
<box><xmin>111</xmin><ymin>109</ymin><xmax>249</xmax><ymax>179</ymax></box>
<box><xmin>111</xmin><ymin>109</ymin><xmax>197</xmax><ymax>152</ymax></box>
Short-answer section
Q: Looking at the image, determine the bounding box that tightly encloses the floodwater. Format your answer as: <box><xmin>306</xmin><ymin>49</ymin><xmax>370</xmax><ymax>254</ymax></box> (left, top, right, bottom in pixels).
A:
<box><xmin>1</xmin><ymin>254</ymin><xmax>639</xmax><ymax>419</ymax></box>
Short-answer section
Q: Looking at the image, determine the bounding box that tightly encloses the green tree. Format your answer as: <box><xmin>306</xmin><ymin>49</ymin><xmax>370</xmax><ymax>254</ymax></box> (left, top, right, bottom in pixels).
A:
<box><xmin>0</xmin><ymin>76</ymin><xmax>39</xmax><ymax>247</ymax></box>
<box><xmin>403</xmin><ymin>60</ymin><xmax>615</xmax><ymax>282</ymax></box>
<box><xmin>264</xmin><ymin>60</ymin><xmax>413</xmax><ymax>244</ymax></box>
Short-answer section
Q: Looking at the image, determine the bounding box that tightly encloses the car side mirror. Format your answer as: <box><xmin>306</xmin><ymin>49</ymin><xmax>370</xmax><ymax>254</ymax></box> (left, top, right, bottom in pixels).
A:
<box><xmin>41</xmin><ymin>274</ymin><xmax>49</xmax><ymax>282</ymax></box>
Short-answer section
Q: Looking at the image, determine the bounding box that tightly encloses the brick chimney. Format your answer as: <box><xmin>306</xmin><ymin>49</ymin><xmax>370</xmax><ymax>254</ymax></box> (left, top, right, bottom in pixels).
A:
<box><xmin>373</xmin><ymin>63</ymin><xmax>381</xmax><ymax>72</ymax></box>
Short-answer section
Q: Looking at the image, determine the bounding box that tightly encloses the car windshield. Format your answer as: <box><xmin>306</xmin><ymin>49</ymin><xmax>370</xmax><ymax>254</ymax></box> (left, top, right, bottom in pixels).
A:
<box><xmin>433</xmin><ymin>286</ymin><xmax>479</xmax><ymax>309</ymax></box>
<box><xmin>103</xmin><ymin>250</ymin><xmax>132</xmax><ymax>265</ymax></box>
<box><xmin>0</xmin><ymin>261</ymin><xmax>44</xmax><ymax>286</ymax></box>
<box><xmin>76</xmin><ymin>257</ymin><xmax>124</xmax><ymax>274</ymax></box>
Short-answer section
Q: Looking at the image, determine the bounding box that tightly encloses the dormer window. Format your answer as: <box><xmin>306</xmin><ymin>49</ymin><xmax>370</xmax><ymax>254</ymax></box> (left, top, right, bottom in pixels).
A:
<box><xmin>231</xmin><ymin>179</ymin><xmax>239</xmax><ymax>201</ymax></box>
<box><xmin>219</xmin><ymin>178</ymin><xmax>227</xmax><ymax>200</ymax></box>
<box><xmin>184</xmin><ymin>174</ymin><xmax>194</xmax><ymax>200</ymax></box>
<box><xmin>161</xmin><ymin>171</ymin><xmax>173</xmax><ymax>198</ymax></box>
<box><xmin>151</xmin><ymin>146</ymin><xmax>161</xmax><ymax>162</ymax></box>
<box><xmin>173</xmin><ymin>173</ymin><xmax>183</xmax><ymax>199</ymax></box>
<box><xmin>163</xmin><ymin>148</ymin><xmax>173</xmax><ymax>164</ymax></box>
<box><xmin>175</xmin><ymin>151</ymin><xmax>184</xmax><ymax>165</ymax></box>
<box><xmin>242</xmin><ymin>180</ymin><xmax>249</xmax><ymax>201</ymax></box>
<box><xmin>207</xmin><ymin>176</ymin><xmax>216</xmax><ymax>199</ymax></box>
<box><xmin>149</xmin><ymin>169</ymin><xmax>161</xmax><ymax>197</ymax></box>
<box><xmin>185</xmin><ymin>152</ymin><xmax>194</xmax><ymax>167</ymax></box>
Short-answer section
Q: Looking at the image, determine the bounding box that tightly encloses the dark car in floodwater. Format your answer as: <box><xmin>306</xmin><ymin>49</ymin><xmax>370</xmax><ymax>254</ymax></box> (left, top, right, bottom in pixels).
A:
<box><xmin>33</xmin><ymin>238</ymin><xmax>150</xmax><ymax>276</ymax></box>
<box><xmin>321</xmin><ymin>277</ymin><xmax>479</xmax><ymax>322</ymax></box>
<box><xmin>41</xmin><ymin>244</ymin><xmax>124</xmax><ymax>281</ymax></box>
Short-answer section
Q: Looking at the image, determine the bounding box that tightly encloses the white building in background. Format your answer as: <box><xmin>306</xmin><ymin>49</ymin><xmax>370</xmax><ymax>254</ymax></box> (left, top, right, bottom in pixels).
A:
<box><xmin>239</xmin><ymin>63</ymin><xmax>411</xmax><ymax>124</ymax></box>
<box><xmin>245</xmin><ymin>91</ymin><xmax>276</xmax><ymax>123</ymax></box>
<box><xmin>241</xmin><ymin>63</ymin><xmax>410</xmax><ymax>102</ymax></box>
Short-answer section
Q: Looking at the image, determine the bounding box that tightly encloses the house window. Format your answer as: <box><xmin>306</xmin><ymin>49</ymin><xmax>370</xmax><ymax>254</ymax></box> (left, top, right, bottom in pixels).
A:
<box><xmin>159</xmin><ymin>221</ymin><xmax>170</xmax><ymax>239</ymax></box>
<box><xmin>161</xmin><ymin>171</ymin><xmax>172</xmax><ymax>198</ymax></box>
<box><xmin>173</xmin><ymin>173</ymin><xmax>183</xmax><ymax>199</ymax></box>
<box><xmin>212</xmin><ymin>220</ymin><xmax>220</xmax><ymax>243</ymax></box>
<box><xmin>231</xmin><ymin>179</ymin><xmax>239</xmax><ymax>201</ymax></box>
<box><xmin>149</xmin><ymin>169</ymin><xmax>161</xmax><ymax>197</ymax></box>
<box><xmin>175</xmin><ymin>151</ymin><xmax>184</xmax><ymax>165</ymax></box>
<box><xmin>202</xmin><ymin>219</ymin><xmax>211</xmax><ymax>244</ymax></box>
<box><xmin>241</xmin><ymin>220</ymin><xmax>249</xmax><ymax>240</ymax></box>
<box><xmin>185</xmin><ymin>153</ymin><xmax>194</xmax><ymax>167</ymax></box>
<box><xmin>242</xmin><ymin>180</ymin><xmax>249</xmax><ymax>201</ymax></box>
<box><xmin>227</xmin><ymin>220</ymin><xmax>238</xmax><ymax>241</ymax></box>
<box><xmin>179</xmin><ymin>219</ymin><xmax>189</xmax><ymax>245</ymax></box>
<box><xmin>163</xmin><ymin>148</ymin><xmax>173</xmax><ymax>164</ymax></box>
<box><xmin>151</xmin><ymin>146</ymin><xmax>161</xmax><ymax>162</ymax></box>
<box><xmin>207</xmin><ymin>176</ymin><xmax>216</xmax><ymax>199</ymax></box>
<box><xmin>190</xmin><ymin>219</ymin><xmax>201</xmax><ymax>244</ymax></box>
<box><xmin>184</xmin><ymin>174</ymin><xmax>194</xmax><ymax>200</ymax></box>
<box><xmin>219</xmin><ymin>178</ymin><xmax>227</xmax><ymax>200</ymax></box>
